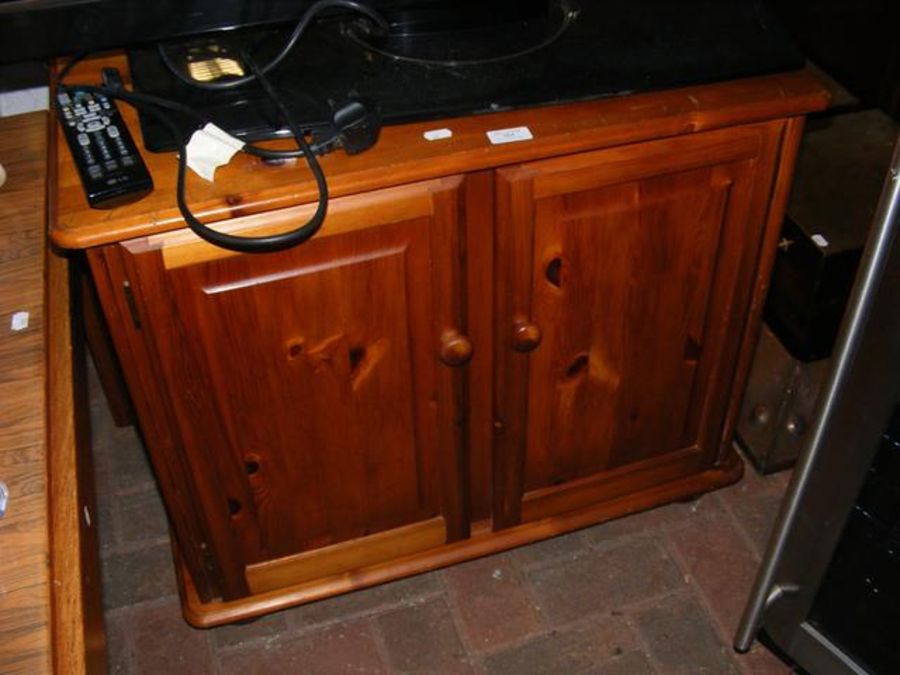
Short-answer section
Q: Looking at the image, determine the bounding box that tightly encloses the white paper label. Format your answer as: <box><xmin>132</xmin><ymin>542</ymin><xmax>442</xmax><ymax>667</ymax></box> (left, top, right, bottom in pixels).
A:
<box><xmin>811</xmin><ymin>234</ymin><xmax>830</xmax><ymax>248</ymax></box>
<box><xmin>486</xmin><ymin>126</ymin><xmax>534</xmax><ymax>145</ymax></box>
<box><xmin>423</xmin><ymin>128</ymin><xmax>453</xmax><ymax>141</ymax></box>
<box><xmin>10</xmin><ymin>311</ymin><xmax>29</xmax><ymax>331</ymax></box>
<box><xmin>185</xmin><ymin>123</ymin><xmax>246</xmax><ymax>182</ymax></box>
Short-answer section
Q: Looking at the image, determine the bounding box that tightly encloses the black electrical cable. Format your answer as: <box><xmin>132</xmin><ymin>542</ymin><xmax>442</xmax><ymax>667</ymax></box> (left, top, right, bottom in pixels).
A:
<box><xmin>57</xmin><ymin>80</ymin><xmax>329</xmax><ymax>252</ymax></box>
<box><xmin>169</xmin><ymin>51</ymin><xmax>329</xmax><ymax>253</ymax></box>
<box><xmin>63</xmin><ymin>85</ymin><xmax>310</xmax><ymax>160</ymax></box>
<box><xmin>53</xmin><ymin>0</ymin><xmax>377</xmax><ymax>254</ymax></box>
<box><xmin>157</xmin><ymin>0</ymin><xmax>388</xmax><ymax>91</ymax></box>
<box><xmin>56</xmin><ymin>52</ymin><xmax>87</xmax><ymax>83</ymax></box>
<box><xmin>56</xmin><ymin>56</ymin><xmax>310</xmax><ymax>160</ymax></box>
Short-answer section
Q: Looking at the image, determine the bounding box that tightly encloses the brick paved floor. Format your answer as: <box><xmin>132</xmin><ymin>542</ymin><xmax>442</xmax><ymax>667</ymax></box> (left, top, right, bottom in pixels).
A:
<box><xmin>90</xmin><ymin>368</ymin><xmax>797</xmax><ymax>674</ymax></box>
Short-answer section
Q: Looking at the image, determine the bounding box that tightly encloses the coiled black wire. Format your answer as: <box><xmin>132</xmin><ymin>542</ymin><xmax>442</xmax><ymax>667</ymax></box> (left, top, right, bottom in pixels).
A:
<box><xmin>55</xmin><ymin>0</ymin><xmax>388</xmax><ymax>252</ymax></box>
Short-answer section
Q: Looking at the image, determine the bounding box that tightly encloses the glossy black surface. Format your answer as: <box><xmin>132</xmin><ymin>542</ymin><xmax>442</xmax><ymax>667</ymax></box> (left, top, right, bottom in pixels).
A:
<box><xmin>125</xmin><ymin>1</ymin><xmax>804</xmax><ymax>152</ymax></box>
<box><xmin>0</xmin><ymin>0</ymin><xmax>543</xmax><ymax>64</ymax></box>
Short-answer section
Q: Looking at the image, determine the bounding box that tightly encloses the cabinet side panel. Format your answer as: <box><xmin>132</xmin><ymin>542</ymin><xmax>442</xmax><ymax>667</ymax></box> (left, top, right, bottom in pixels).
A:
<box><xmin>717</xmin><ymin>116</ymin><xmax>806</xmax><ymax>463</ymax></box>
<box><xmin>85</xmin><ymin>247</ymin><xmax>232</xmax><ymax>601</ymax></box>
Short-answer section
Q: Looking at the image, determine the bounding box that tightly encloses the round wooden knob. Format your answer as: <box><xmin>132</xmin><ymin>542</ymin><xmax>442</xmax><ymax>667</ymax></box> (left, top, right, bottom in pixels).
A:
<box><xmin>439</xmin><ymin>330</ymin><xmax>474</xmax><ymax>367</ymax></box>
<box><xmin>512</xmin><ymin>319</ymin><xmax>542</xmax><ymax>353</ymax></box>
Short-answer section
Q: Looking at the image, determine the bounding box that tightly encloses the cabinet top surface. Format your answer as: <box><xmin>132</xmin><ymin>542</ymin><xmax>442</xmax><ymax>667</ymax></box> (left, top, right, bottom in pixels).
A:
<box><xmin>49</xmin><ymin>53</ymin><xmax>829</xmax><ymax>249</ymax></box>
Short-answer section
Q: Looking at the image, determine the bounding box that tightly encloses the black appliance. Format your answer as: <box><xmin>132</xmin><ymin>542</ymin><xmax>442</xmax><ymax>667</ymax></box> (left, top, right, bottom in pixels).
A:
<box><xmin>128</xmin><ymin>0</ymin><xmax>805</xmax><ymax>151</ymax></box>
<box><xmin>1</xmin><ymin>1</ymin><xmax>805</xmax><ymax>153</ymax></box>
<box><xmin>0</xmin><ymin>0</ymin><xmax>542</xmax><ymax>64</ymax></box>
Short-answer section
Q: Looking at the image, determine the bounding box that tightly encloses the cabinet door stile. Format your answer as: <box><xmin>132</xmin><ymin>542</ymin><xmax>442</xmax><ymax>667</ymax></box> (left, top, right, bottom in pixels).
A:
<box><xmin>429</xmin><ymin>177</ymin><xmax>471</xmax><ymax>541</ymax></box>
<box><xmin>493</xmin><ymin>168</ymin><xmax>540</xmax><ymax>530</ymax></box>
<box><xmin>463</xmin><ymin>170</ymin><xmax>497</xmax><ymax>521</ymax></box>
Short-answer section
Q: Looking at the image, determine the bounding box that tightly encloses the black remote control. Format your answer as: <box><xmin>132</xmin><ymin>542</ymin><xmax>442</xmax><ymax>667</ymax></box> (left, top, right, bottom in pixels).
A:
<box><xmin>56</xmin><ymin>88</ymin><xmax>153</xmax><ymax>209</ymax></box>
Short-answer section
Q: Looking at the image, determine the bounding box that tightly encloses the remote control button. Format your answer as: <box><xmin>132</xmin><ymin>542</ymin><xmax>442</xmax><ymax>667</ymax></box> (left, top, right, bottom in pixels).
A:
<box><xmin>85</xmin><ymin>120</ymin><xmax>104</xmax><ymax>132</ymax></box>
<box><xmin>104</xmin><ymin>160</ymin><xmax>119</xmax><ymax>171</ymax></box>
<box><xmin>121</xmin><ymin>156</ymin><xmax>135</xmax><ymax>167</ymax></box>
<box><xmin>76</xmin><ymin>123</ymin><xmax>85</xmax><ymax>132</ymax></box>
<box><xmin>57</xmin><ymin>93</ymin><xmax>71</xmax><ymax>105</ymax></box>
<box><xmin>107</xmin><ymin>125</ymin><xmax>120</xmax><ymax>138</ymax></box>
<box><xmin>77</xmin><ymin>133</ymin><xmax>90</xmax><ymax>146</ymax></box>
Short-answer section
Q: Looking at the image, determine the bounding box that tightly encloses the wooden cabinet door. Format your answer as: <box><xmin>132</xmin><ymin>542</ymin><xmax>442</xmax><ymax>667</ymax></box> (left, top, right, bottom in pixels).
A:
<box><xmin>100</xmin><ymin>177</ymin><xmax>470</xmax><ymax>599</ymax></box>
<box><xmin>493</xmin><ymin>123</ymin><xmax>784</xmax><ymax>528</ymax></box>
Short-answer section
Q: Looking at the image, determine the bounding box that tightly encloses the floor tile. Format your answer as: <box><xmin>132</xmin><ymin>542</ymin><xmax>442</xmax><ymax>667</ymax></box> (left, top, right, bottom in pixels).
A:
<box><xmin>507</xmin><ymin>530</ymin><xmax>586</xmax><ymax>568</ymax></box>
<box><xmin>482</xmin><ymin>615</ymin><xmax>638</xmax><ymax>675</ymax></box>
<box><xmin>288</xmin><ymin>571</ymin><xmax>444</xmax><ymax>629</ymax></box>
<box><xmin>664</xmin><ymin>506</ymin><xmax>761</xmax><ymax>639</ymax></box>
<box><xmin>526</xmin><ymin>540</ymin><xmax>684</xmax><ymax>626</ymax></box>
<box><xmin>376</xmin><ymin>597</ymin><xmax>475</xmax><ymax>674</ymax></box>
<box><xmin>217</xmin><ymin>619</ymin><xmax>387</xmax><ymax>675</ymax></box>
<box><xmin>583</xmin><ymin>649</ymin><xmax>656</xmax><ymax>675</ymax></box>
<box><xmin>633</xmin><ymin>595</ymin><xmax>741</xmax><ymax>674</ymax></box>
<box><xmin>444</xmin><ymin>555</ymin><xmax>541</xmax><ymax>652</ymax></box>
<box><xmin>121</xmin><ymin>598</ymin><xmax>213</xmax><ymax>675</ymax></box>
<box><xmin>210</xmin><ymin>610</ymin><xmax>290</xmax><ymax>649</ymax></box>
<box><xmin>100</xmin><ymin>542</ymin><xmax>178</xmax><ymax>610</ymax></box>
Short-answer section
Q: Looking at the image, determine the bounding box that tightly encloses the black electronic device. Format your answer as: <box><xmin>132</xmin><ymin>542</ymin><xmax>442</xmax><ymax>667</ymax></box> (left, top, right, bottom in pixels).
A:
<box><xmin>2</xmin><ymin>0</ymin><xmax>806</xmax><ymax>155</ymax></box>
<box><xmin>0</xmin><ymin>0</ymin><xmax>546</xmax><ymax>65</ymax></box>
<box><xmin>125</xmin><ymin>0</ymin><xmax>805</xmax><ymax>152</ymax></box>
<box><xmin>55</xmin><ymin>84</ymin><xmax>153</xmax><ymax>208</ymax></box>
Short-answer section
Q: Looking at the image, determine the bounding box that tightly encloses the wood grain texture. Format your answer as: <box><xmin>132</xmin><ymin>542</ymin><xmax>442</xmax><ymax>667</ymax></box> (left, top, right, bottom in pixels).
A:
<box><xmin>0</xmin><ymin>112</ymin><xmax>52</xmax><ymax>675</ymax></box>
<box><xmin>50</xmin><ymin>54</ymin><xmax>829</xmax><ymax>250</ymax></box>
<box><xmin>177</xmin><ymin>455</ymin><xmax>742</xmax><ymax>627</ymax></box>
<box><xmin>47</xmin><ymin>248</ymin><xmax>106</xmax><ymax>675</ymax></box>
<box><xmin>493</xmin><ymin>123</ymin><xmax>782</xmax><ymax>527</ymax></box>
<box><xmin>80</xmin><ymin>271</ymin><xmax>134</xmax><ymax>427</ymax></box>
<box><xmin>95</xmin><ymin>177</ymin><xmax>471</xmax><ymax>599</ymax></box>
<box><xmin>246</xmin><ymin>517</ymin><xmax>446</xmax><ymax>593</ymax></box>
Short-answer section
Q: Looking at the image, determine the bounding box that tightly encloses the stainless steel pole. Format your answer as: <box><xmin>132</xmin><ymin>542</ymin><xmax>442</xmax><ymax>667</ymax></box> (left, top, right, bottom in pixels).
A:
<box><xmin>735</xmin><ymin>133</ymin><xmax>900</xmax><ymax>652</ymax></box>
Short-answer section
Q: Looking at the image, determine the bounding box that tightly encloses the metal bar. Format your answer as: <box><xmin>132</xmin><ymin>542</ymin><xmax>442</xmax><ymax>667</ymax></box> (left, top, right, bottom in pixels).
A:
<box><xmin>735</xmin><ymin>133</ymin><xmax>900</xmax><ymax>652</ymax></box>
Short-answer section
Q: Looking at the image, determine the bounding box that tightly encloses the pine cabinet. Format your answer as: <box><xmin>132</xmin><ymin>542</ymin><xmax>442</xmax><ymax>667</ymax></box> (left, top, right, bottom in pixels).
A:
<box><xmin>57</xmin><ymin>58</ymin><xmax>828</xmax><ymax>625</ymax></box>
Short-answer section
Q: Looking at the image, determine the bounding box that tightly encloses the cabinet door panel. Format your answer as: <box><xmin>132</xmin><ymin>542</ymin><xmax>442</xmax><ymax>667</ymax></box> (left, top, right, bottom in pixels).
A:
<box><xmin>117</xmin><ymin>178</ymin><xmax>468</xmax><ymax>592</ymax></box>
<box><xmin>184</xmin><ymin>229</ymin><xmax>433</xmax><ymax>555</ymax></box>
<box><xmin>495</xmin><ymin>124</ymin><xmax>782</xmax><ymax>527</ymax></box>
<box><xmin>526</xmin><ymin>168</ymin><xmax>729</xmax><ymax>486</ymax></box>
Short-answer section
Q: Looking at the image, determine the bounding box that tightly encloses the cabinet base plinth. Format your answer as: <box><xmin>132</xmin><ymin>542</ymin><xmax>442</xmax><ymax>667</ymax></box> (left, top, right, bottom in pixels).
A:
<box><xmin>175</xmin><ymin>450</ymin><xmax>743</xmax><ymax>627</ymax></box>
